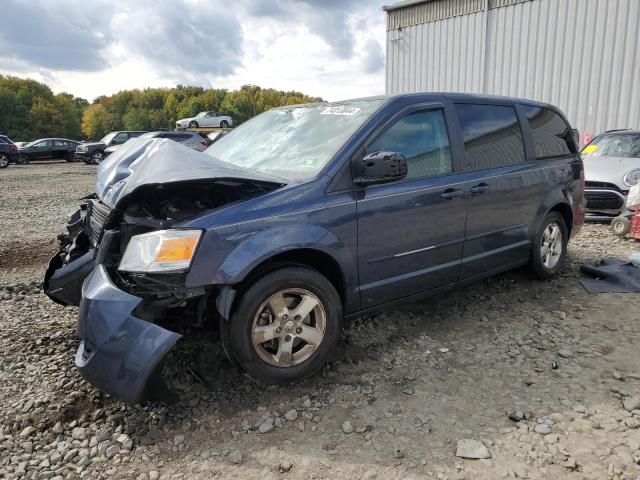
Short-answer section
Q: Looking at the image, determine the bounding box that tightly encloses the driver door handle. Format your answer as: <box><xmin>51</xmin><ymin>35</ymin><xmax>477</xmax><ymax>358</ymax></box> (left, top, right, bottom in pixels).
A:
<box><xmin>441</xmin><ymin>188</ymin><xmax>465</xmax><ymax>200</ymax></box>
<box><xmin>470</xmin><ymin>183</ymin><xmax>491</xmax><ymax>194</ymax></box>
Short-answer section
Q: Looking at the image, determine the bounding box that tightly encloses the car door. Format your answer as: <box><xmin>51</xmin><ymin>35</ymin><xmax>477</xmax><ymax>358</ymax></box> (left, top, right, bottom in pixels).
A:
<box><xmin>204</xmin><ymin>112</ymin><xmax>215</xmax><ymax>127</ymax></box>
<box><xmin>453</xmin><ymin>101</ymin><xmax>539</xmax><ymax>279</ymax></box>
<box><xmin>53</xmin><ymin>140</ymin><xmax>67</xmax><ymax>159</ymax></box>
<box><xmin>32</xmin><ymin>140</ymin><xmax>50</xmax><ymax>160</ymax></box>
<box><xmin>356</xmin><ymin>103</ymin><xmax>468</xmax><ymax>308</ymax></box>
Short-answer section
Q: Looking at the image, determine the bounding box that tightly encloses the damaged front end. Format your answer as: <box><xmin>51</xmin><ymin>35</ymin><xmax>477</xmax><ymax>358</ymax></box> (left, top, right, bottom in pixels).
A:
<box><xmin>43</xmin><ymin>138</ymin><xmax>285</xmax><ymax>403</ymax></box>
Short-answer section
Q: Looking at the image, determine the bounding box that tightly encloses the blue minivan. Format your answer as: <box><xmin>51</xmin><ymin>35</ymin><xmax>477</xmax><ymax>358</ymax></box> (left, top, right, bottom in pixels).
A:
<box><xmin>45</xmin><ymin>93</ymin><xmax>585</xmax><ymax>403</ymax></box>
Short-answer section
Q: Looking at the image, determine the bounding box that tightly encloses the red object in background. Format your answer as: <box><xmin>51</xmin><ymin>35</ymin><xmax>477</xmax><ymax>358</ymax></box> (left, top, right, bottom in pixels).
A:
<box><xmin>582</xmin><ymin>132</ymin><xmax>593</xmax><ymax>146</ymax></box>
<box><xmin>630</xmin><ymin>206</ymin><xmax>640</xmax><ymax>240</ymax></box>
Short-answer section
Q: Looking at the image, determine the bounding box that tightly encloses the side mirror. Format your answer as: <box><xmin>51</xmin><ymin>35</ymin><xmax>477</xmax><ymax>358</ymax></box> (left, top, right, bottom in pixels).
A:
<box><xmin>353</xmin><ymin>151</ymin><xmax>407</xmax><ymax>186</ymax></box>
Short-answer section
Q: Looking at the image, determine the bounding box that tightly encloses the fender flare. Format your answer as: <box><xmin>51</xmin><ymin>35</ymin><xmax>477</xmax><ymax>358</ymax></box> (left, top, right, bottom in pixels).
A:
<box><xmin>213</xmin><ymin>224</ymin><xmax>351</xmax><ymax>286</ymax></box>
<box><xmin>532</xmin><ymin>188</ymin><xmax>575</xmax><ymax>240</ymax></box>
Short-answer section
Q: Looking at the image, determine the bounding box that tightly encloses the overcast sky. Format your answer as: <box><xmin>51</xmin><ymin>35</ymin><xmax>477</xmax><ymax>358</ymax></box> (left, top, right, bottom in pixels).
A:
<box><xmin>0</xmin><ymin>0</ymin><xmax>389</xmax><ymax>102</ymax></box>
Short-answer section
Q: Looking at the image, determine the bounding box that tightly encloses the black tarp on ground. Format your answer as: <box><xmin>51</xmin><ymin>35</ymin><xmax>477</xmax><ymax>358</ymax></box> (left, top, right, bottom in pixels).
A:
<box><xmin>580</xmin><ymin>257</ymin><xmax>640</xmax><ymax>293</ymax></box>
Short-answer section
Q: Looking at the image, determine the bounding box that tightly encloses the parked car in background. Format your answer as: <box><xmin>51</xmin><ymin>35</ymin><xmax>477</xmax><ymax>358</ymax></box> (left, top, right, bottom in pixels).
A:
<box><xmin>206</xmin><ymin>130</ymin><xmax>228</xmax><ymax>145</ymax></box>
<box><xmin>18</xmin><ymin>138</ymin><xmax>80</xmax><ymax>164</ymax></box>
<box><xmin>104</xmin><ymin>130</ymin><xmax>210</xmax><ymax>158</ymax></box>
<box><xmin>582</xmin><ymin>129</ymin><xmax>640</xmax><ymax>233</ymax></box>
<box><xmin>13</xmin><ymin>141</ymin><xmax>29</xmax><ymax>148</ymax></box>
<box><xmin>175</xmin><ymin>111</ymin><xmax>233</xmax><ymax>129</ymax></box>
<box><xmin>44</xmin><ymin>93</ymin><xmax>584</xmax><ymax>404</ymax></box>
<box><xmin>0</xmin><ymin>135</ymin><xmax>20</xmax><ymax>168</ymax></box>
<box><xmin>75</xmin><ymin>131</ymin><xmax>146</xmax><ymax>164</ymax></box>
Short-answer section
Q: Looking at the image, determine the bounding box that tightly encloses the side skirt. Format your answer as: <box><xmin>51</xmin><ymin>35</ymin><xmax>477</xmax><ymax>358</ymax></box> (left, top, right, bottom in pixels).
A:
<box><xmin>344</xmin><ymin>258</ymin><xmax>528</xmax><ymax>321</ymax></box>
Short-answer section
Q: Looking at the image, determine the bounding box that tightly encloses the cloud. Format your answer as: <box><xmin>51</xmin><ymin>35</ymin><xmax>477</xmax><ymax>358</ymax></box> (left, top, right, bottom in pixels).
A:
<box><xmin>109</xmin><ymin>1</ymin><xmax>243</xmax><ymax>78</ymax></box>
<box><xmin>0</xmin><ymin>0</ymin><xmax>388</xmax><ymax>101</ymax></box>
<box><xmin>360</xmin><ymin>39</ymin><xmax>385</xmax><ymax>73</ymax></box>
<box><xmin>0</xmin><ymin>0</ymin><xmax>111</xmax><ymax>71</ymax></box>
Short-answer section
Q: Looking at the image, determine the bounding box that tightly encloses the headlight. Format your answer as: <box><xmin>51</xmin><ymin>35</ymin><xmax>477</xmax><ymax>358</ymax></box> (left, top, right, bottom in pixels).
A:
<box><xmin>118</xmin><ymin>229</ymin><xmax>203</xmax><ymax>273</ymax></box>
<box><xmin>623</xmin><ymin>169</ymin><xmax>640</xmax><ymax>187</ymax></box>
<box><xmin>77</xmin><ymin>145</ymin><xmax>88</xmax><ymax>153</ymax></box>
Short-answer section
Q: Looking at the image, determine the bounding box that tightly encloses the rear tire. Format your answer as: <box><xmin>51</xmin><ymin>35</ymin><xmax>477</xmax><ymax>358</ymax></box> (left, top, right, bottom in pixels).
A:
<box><xmin>220</xmin><ymin>266</ymin><xmax>342</xmax><ymax>384</ymax></box>
<box><xmin>529</xmin><ymin>211</ymin><xmax>568</xmax><ymax>279</ymax></box>
<box><xmin>610</xmin><ymin>216</ymin><xmax>631</xmax><ymax>237</ymax></box>
<box><xmin>0</xmin><ymin>153</ymin><xmax>9</xmax><ymax>169</ymax></box>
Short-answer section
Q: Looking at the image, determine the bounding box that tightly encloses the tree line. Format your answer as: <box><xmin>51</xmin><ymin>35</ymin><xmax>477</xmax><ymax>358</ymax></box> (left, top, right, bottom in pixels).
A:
<box><xmin>0</xmin><ymin>75</ymin><xmax>323</xmax><ymax>141</ymax></box>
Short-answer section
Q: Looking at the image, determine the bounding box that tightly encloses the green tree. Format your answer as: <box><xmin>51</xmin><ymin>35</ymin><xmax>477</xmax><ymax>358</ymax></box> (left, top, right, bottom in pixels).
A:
<box><xmin>0</xmin><ymin>74</ymin><xmax>323</xmax><ymax>141</ymax></box>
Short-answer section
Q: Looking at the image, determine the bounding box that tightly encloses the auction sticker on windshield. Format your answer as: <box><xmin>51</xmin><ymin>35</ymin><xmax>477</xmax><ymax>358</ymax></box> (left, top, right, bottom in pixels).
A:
<box><xmin>321</xmin><ymin>106</ymin><xmax>361</xmax><ymax>116</ymax></box>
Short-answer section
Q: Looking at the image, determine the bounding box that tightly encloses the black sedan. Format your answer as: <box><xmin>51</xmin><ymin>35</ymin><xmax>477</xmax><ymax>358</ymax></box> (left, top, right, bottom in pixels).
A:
<box><xmin>19</xmin><ymin>138</ymin><xmax>81</xmax><ymax>164</ymax></box>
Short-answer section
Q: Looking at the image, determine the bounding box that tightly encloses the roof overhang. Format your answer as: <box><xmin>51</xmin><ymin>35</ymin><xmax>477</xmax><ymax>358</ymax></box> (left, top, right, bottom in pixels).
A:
<box><xmin>382</xmin><ymin>0</ymin><xmax>430</xmax><ymax>12</ymax></box>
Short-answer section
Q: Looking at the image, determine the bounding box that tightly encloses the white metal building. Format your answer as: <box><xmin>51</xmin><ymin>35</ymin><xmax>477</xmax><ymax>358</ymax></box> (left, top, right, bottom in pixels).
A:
<box><xmin>384</xmin><ymin>0</ymin><xmax>640</xmax><ymax>143</ymax></box>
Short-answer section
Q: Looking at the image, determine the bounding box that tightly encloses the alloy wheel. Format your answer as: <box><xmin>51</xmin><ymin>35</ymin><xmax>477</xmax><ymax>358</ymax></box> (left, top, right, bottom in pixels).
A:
<box><xmin>251</xmin><ymin>288</ymin><xmax>326</xmax><ymax>368</ymax></box>
<box><xmin>0</xmin><ymin>154</ymin><xmax>9</xmax><ymax>168</ymax></box>
<box><xmin>540</xmin><ymin>221</ymin><xmax>562</xmax><ymax>269</ymax></box>
<box><xmin>92</xmin><ymin>151</ymin><xmax>104</xmax><ymax>164</ymax></box>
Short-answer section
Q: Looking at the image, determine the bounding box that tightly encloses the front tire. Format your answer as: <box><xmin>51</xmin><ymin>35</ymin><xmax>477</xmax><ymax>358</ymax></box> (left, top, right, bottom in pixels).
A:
<box><xmin>189</xmin><ymin>121</ymin><xmax>199</xmax><ymax>128</ymax></box>
<box><xmin>220</xmin><ymin>120</ymin><xmax>229</xmax><ymax>128</ymax></box>
<box><xmin>529</xmin><ymin>212</ymin><xmax>568</xmax><ymax>279</ymax></box>
<box><xmin>220</xmin><ymin>266</ymin><xmax>342</xmax><ymax>384</ymax></box>
<box><xmin>0</xmin><ymin>153</ymin><xmax>9</xmax><ymax>169</ymax></box>
<box><xmin>91</xmin><ymin>150</ymin><xmax>104</xmax><ymax>165</ymax></box>
<box><xmin>18</xmin><ymin>154</ymin><xmax>30</xmax><ymax>165</ymax></box>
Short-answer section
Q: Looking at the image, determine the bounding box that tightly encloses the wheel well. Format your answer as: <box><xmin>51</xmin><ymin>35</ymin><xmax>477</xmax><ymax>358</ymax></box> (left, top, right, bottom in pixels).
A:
<box><xmin>550</xmin><ymin>203</ymin><xmax>573</xmax><ymax>236</ymax></box>
<box><xmin>241</xmin><ymin>249</ymin><xmax>346</xmax><ymax>305</ymax></box>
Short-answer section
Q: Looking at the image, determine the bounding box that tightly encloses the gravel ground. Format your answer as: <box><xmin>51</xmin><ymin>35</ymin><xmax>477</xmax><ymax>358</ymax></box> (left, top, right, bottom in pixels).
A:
<box><xmin>1</xmin><ymin>161</ymin><xmax>640</xmax><ymax>480</ymax></box>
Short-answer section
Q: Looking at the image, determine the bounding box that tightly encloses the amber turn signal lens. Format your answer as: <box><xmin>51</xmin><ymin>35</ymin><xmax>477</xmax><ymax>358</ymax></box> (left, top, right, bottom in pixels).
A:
<box><xmin>156</xmin><ymin>237</ymin><xmax>199</xmax><ymax>263</ymax></box>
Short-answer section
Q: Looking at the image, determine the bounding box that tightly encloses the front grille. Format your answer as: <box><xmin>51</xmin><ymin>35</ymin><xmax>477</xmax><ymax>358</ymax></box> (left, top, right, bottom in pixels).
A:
<box><xmin>86</xmin><ymin>201</ymin><xmax>112</xmax><ymax>247</ymax></box>
<box><xmin>585</xmin><ymin>181</ymin><xmax>625</xmax><ymax>192</ymax></box>
<box><xmin>585</xmin><ymin>189</ymin><xmax>625</xmax><ymax>210</ymax></box>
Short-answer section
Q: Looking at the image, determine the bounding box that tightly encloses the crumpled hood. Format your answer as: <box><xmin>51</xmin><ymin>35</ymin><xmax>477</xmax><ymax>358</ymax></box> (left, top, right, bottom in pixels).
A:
<box><xmin>583</xmin><ymin>155</ymin><xmax>640</xmax><ymax>190</ymax></box>
<box><xmin>96</xmin><ymin>136</ymin><xmax>286</xmax><ymax>208</ymax></box>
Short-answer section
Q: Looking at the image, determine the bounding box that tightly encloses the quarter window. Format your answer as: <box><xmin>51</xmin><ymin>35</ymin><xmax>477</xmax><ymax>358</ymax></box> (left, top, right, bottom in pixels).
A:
<box><xmin>368</xmin><ymin>109</ymin><xmax>452</xmax><ymax>180</ymax></box>
<box><xmin>456</xmin><ymin>104</ymin><xmax>525</xmax><ymax>169</ymax></box>
<box><xmin>523</xmin><ymin>106</ymin><xmax>576</xmax><ymax>158</ymax></box>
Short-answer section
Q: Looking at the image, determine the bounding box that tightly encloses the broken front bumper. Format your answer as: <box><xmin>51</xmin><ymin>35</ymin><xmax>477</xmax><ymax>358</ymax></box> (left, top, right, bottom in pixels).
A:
<box><xmin>75</xmin><ymin>265</ymin><xmax>181</xmax><ymax>404</ymax></box>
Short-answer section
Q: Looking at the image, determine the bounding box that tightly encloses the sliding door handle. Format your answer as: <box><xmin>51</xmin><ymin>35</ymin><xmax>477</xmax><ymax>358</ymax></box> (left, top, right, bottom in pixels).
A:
<box><xmin>470</xmin><ymin>183</ymin><xmax>491</xmax><ymax>194</ymax></box>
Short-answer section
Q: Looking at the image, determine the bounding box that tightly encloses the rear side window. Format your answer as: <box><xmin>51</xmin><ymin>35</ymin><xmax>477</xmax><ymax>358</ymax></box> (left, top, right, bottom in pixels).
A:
<box><xmin>368</xmin><ymin>109</ymin><xmax>452</xmax><ymax>180</ymax></box>
<box><xmin>456</xmin><ymin>104</ymin><xmax>525</xmax><ymax>169</ymax></box>
<box><xmin>523</xmin><ymin>106</ymin><xmax>575</xmax><ymax>158</ymax></box>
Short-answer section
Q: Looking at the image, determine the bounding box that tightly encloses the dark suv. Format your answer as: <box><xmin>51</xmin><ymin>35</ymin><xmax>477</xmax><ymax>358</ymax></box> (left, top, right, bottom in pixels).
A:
<box><xmin>0</xmin><ymin>135</ymin><xmax>20</xmax><ymax>168</ymax></box>
<box><xmin>45</xmin><ymin>93</ymin><xmax>585</xmax><ymax>403</ymax></box>
<box><xmin>75</xmin><ymin>131</ymin><xmax>146</xmax><ymax>164</ymax></box>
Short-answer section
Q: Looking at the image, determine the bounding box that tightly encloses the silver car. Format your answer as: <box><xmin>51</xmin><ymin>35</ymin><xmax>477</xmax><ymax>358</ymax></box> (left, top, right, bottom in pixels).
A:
<box><xmin>175</xmin><ymin>111</ymin><xmax>233</xmax><ymax>129</ymax></box>
<box><xmin>582</xmin><ymin>129</ymin><xmax>640</xmax><ymax>230</ymax></box>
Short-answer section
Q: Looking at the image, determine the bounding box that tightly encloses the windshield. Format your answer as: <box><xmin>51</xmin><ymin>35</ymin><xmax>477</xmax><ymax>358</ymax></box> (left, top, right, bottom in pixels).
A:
<box><xmin>100</xmin><ymin>132</ymin><xmax>117</xmax><ymax>144</ymax></box>
<box><xmin>204</xmin><ymin>100</ymin><xmax>384</xmax><ymax>181</ymax></box>
<box><xmin>582</xmin><ymin>133</ymin><xmax>640</xmax><ymax>158</ymax></box>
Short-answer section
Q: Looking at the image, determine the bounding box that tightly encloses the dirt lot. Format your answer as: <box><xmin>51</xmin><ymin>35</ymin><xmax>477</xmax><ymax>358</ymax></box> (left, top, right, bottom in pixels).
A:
<box><xmin>1</xmin><ymin>161</ymin><xmax>640</xmax><ymax>480</ymax></box>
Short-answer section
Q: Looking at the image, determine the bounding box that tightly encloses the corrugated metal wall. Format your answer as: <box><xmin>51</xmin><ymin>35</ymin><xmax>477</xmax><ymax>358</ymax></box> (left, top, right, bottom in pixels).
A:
<box><xmin>386</xmin><ymin>0</ymin><xmax>640</xmax><ymax>139</ymax></box>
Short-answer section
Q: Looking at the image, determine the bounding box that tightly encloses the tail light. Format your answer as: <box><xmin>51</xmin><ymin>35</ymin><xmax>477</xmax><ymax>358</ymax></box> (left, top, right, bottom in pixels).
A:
<box><xmin>10</xmin><ymin>144</ymin><xmax>18</xmax><ymax>152</ymax></box>
<box><xmin>201</xmin><ymin>141</ymin><xmax>207</xmax><ymax>147</ymax></box>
